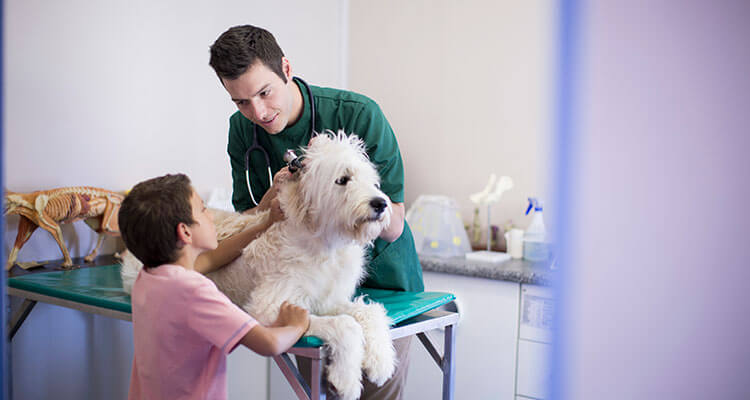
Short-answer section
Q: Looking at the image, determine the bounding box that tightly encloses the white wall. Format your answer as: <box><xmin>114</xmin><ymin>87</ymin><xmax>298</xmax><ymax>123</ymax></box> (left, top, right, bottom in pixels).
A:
<box><xmin>4</xmin><ymin>1</ymin><xmax>347</xmax><ymax>399</ymax></box>
<box><xmin>348</xmin><ymin>0</ymin><xmax>555</xmax><ymax>235</ymax></box>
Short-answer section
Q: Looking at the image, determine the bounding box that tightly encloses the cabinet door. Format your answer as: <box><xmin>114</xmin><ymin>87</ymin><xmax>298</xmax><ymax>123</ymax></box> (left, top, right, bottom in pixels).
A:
<box><xmin>516</xmin><ymin>339</ymin><xmax>552</xmax><ymax>399</ymax></box>
<box><xmin>403</xmin><ymin>271</ymin><xmax>520</xmax><ymax>400</ymax></box>
<box><xmin>519</xmin><ymin>284</ymin><xmax>554</xmax><ymax>343</ymax></box>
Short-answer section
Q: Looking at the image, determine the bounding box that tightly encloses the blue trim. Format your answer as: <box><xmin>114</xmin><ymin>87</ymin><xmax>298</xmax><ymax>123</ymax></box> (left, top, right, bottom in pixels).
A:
<box><xmin>1</xmin><ymin>0</ymin><xmax>9</xmax><ymax>397</ymax></box>
<box><xmin>550</xmin><ymin>0</ymin><xmax>581</xmax><ymax>399</ymax></box>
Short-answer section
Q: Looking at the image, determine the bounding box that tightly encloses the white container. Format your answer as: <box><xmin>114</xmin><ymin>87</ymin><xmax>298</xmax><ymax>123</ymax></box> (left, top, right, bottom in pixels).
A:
<box><xmin>523</xmin><ymin>239</ymin><xmax>550</xmax><ymax>261</ymax></box>
<box><xmin>505</xmin><ymin>228</ymin><xmax>524</xmax><ymax>259</ymax></box>
<box><xmin>523</xmin><ymin>198</ymin><xmax>549</xmax><ymax>261</ymax></box>
<box><xmin>406</xmin><ymin>195</ymin><xmax>471</xmax><ymax>258</ymax></box>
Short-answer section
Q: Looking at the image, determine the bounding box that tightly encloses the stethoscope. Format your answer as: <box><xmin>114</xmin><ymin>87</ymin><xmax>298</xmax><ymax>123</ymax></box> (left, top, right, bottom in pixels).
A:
<box><xmin>244</xmin><ymin>76</ymin><xmax>317</xmax><ymax>206</ymax></box>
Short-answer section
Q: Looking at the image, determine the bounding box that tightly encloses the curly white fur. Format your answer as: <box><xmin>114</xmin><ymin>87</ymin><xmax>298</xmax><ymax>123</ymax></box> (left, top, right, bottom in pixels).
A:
<box><xmin>121</xmin><ymin>131</ymin><xmax>396</xmax><ymax>400</ymax></box>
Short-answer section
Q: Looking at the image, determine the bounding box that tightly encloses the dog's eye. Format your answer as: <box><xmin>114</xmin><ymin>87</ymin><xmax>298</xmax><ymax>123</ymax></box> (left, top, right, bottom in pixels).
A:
<box><xmin>374</xmin><ymin>183</ymin><xmax>381</xmax><ymax>190</ymax></box>
<box><xmin>335</xmin><ymin>176</ymin><xmax>350</xmax><ymax>186</ymax></box>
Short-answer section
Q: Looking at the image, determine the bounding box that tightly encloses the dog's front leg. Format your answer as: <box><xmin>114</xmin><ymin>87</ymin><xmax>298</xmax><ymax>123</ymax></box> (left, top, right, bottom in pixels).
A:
<box><xmin>306</xmin><ymin>314</ymin><xmax>365</xmax><ymax>400</ymax></box>
<box><xmin>333</xmin><ymin>299</ymin><xmax>396</xmax><ymax>387</ymax></box>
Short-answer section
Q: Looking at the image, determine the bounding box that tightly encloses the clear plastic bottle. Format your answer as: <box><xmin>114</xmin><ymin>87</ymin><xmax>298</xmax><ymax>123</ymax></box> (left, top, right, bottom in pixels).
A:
<box><xmin>523</xmin><ymin>197</ymin><xmax>549</xmax><ymax>261</ymax></box>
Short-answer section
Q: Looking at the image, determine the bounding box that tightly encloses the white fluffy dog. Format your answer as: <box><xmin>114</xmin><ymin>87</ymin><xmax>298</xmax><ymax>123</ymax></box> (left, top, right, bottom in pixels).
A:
<box><xmin>121</xmin><ymin>131</ymin><xmax>396</xmax><ymax>399</ymax></box>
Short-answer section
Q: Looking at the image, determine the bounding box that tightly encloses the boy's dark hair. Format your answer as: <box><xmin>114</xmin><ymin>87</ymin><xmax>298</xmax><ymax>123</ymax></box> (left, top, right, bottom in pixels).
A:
<box><xmin>209</xmin><ymin>24</ymin><xmax>287</xmax><ymax>83</ymax></box>
<box><xmin>119</xmin><ymin>174</ymin><xmax>196</xmax><ymax>269</ymax></box>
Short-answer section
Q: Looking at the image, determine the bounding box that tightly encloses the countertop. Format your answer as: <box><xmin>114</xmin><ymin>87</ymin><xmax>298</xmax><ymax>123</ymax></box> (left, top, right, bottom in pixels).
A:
<box><xmin>419</xmin><ymin>254</ymin><xmax>555</xmax><ymax>286</ymax></box>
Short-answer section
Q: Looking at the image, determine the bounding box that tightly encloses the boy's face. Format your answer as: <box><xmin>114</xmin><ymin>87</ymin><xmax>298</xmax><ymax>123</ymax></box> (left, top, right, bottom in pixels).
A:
<box><xmin>221</xmin><ymin>58</ymin><xmax>298</xmax><ymax>135</ymax></box>
<box><xmin>188</xmin><ymin>190</ymin><xmax>218</xmax><ymax>251</ymax></box>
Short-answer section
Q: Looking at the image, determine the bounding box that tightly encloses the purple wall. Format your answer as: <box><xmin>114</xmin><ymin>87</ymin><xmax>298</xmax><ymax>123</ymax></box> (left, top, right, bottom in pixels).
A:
<box><xmin>553</xmin><ymin>0</ymin><xmax>750</xmax><ymax>398</ymax></box>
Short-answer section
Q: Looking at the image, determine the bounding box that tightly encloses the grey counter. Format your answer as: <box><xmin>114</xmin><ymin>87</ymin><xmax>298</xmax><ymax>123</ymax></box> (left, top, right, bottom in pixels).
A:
<box><xmin>419</xmin><ymin>255</ymin><xmax>555</xmax><ymax>286</ymax></box>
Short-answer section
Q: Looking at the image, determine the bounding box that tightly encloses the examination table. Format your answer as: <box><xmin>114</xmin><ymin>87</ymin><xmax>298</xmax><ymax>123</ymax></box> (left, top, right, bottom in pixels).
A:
<box><xmin>7</xmin><ymin>263</ymin><xmax>458</xmax><ymax>400</ymax></box>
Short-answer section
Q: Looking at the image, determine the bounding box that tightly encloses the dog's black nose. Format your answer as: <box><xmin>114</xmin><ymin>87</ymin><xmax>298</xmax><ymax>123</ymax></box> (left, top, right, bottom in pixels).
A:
<box><xmin>370</xmin><ymin>197</ymin><xmax>387</xmax><ymax>214</ymax></box>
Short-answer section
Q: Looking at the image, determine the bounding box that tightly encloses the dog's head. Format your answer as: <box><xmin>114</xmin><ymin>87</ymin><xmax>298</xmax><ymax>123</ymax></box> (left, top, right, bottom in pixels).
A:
<box><xmin>279</xmin><ymin>130</ymin><xmax>392</xmax><ymax>245</ymax></box>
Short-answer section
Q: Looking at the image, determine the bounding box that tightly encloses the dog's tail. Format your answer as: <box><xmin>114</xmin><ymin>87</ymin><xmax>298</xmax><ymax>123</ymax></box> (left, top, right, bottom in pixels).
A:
<box><xmin>119</xmin><ymin>209</ymin><xmax>270</xmax><ymax>293</ymax></box>
<box><xmin>211</xmin><ymin>207</ymin><xmax>270</xmax><ymax>241</ymax></box>
<box><xmin>120</xmin><ymin>250</ymin><xmax>143</xmax><ymax>294</ymax></box>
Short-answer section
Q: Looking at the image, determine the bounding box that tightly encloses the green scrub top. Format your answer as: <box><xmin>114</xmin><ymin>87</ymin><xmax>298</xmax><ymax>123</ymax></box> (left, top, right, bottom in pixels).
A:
<box><xmin>227</xmin><ymin>77</ymin><xmax>424</xmax><ymax>292</ymax></box>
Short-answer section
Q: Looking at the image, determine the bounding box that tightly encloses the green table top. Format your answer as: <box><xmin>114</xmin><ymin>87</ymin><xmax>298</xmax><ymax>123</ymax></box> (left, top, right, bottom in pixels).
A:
<box><xmin>8</xmin><ymin>264</ymin><xmax>456</xmax><ymax>347</ymax></box>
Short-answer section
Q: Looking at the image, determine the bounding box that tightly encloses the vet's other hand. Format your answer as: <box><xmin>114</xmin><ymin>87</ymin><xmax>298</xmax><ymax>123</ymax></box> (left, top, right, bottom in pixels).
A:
<box><xmin>274</xmin><ymin>166</ymin><xmax>292</xmax><ymax>183</ymax></box>
<box><xmin>256</xmin><ymin>167</ymin><xmax>292</xmax><ymax>212</ymax></box>
<box><xmin>274</xmin><ymin>301</ymin><xmax>310</xmax><ymax>332</ymax></box>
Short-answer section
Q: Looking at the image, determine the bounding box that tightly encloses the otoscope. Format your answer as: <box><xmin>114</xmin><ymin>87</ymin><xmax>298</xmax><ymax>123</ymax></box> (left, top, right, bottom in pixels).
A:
<box><xmin>283</xmin><ymin>150</ymin><xmax>303</xmax><ymax>173</ymax></box>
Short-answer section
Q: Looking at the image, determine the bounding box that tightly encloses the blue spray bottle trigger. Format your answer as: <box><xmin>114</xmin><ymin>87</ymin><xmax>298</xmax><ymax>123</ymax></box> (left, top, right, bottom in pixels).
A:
<box><xmin>526</xmin><ymin>197</ymin><xmax>543</xmax><ymax>215</ymax></box>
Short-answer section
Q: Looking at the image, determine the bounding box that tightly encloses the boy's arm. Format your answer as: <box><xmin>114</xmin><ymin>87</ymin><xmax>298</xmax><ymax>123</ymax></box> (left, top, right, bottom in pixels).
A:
<box><xmin>240</xmin><ymin>302</ymin><xmax>310</xmax><ymax>356</ymax></box>
<box><xmin>195</xmin><ymin>196</ymin><xmax>285</xmax><ymax>274</ymax></box>
<box><xmin>194</xmin><ymin>218</ymin><xmax>272</xmax><ymax>274</ymax></box>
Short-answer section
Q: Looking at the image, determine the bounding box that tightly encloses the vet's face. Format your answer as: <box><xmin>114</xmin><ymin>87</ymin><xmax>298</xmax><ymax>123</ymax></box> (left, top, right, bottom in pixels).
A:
<box><xmin>222</xmin><ymin>58</ymin><xmax>297</xmax><ymax>135</ymax></box>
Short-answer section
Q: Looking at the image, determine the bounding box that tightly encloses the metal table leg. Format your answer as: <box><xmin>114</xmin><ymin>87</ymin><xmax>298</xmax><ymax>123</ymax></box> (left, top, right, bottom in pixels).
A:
<box><xmin>274</xmin><ymin>309</ymin><xmax>459</xmax><ymax>400</ymax></box>
<box><xmin>9</xmin><ymin>299</ymin><xmax>37</xmax><ymax>340</ymax></box>
<box><xmin>442</xmin><ymin>324</ymin><xmax>456</xmax><ymax>400</ymax></box>
<box><xmin>274</xmin><ymin>346</ymin><xmax>327</xmax><ymax>400</ymax></box>
<box><xmin>415</xmin><ymin>321</ymin><xmax>457</xmax><ymax>400</ymax></box>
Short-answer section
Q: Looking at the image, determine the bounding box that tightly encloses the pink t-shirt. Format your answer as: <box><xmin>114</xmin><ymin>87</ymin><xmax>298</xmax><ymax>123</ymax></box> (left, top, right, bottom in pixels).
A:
<box><xmin>128</xmin><ymin>264</ymin><xmax>257</xmax><ymax>400</ymax></box>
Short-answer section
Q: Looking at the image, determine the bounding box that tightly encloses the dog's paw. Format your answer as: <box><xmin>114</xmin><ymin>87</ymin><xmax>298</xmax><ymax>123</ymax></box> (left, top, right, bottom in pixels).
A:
<box><xmin>363</xmin><ymin>341</ymin><xmax>397</xmax><ymax>387</ymax></box>
<box><xmin>327</xmin><ymin>364</ymin><xmax>363</xmax><ymax>400</ymax></box>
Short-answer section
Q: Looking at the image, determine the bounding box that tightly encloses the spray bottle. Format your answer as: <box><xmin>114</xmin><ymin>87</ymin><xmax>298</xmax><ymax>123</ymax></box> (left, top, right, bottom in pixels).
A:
<box><xmin>523</xmin><ymin>197</ymin><xmax>549</xmax><ymax>261</ymax></box>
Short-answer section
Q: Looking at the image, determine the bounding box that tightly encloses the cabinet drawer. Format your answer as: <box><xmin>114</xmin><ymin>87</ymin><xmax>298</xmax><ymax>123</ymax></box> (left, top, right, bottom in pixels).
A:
<box><xmin>516</xmin><ymin>339</ymin><xmax>552</xmax><ymax>399</ymax></box>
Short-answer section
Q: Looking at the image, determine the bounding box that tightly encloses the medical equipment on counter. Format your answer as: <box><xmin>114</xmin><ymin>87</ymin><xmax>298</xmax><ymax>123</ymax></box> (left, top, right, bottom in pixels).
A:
<box><xmin>523</xmin><ymin>197</ymin><xmax>550</xmax><ymax>261</ymax></box>
<box><xmin>465</xmin><ymin>174</ymin><xmax>514</xmax><ymax>263</ymax></box>
<box><xmin>244</xmin><ymin>77</ymin><xmax>317</xmax><ymax>206</ymax></box>
<box><xmin>505</xmin><ymin>228</ymin><xmax>525</xmax><ymax>259</ymax></box>
<box><xmin>406</xmin><ymin>195</ymin><xmax>471</xmax><ymax>258</ymax></box>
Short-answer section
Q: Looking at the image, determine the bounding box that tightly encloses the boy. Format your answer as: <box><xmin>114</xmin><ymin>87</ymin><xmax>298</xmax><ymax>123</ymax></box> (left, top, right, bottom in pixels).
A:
<box><xmin>119</xmin><ymin>173</ymin><xmax>309</xmax><ymax>400</ymax></box>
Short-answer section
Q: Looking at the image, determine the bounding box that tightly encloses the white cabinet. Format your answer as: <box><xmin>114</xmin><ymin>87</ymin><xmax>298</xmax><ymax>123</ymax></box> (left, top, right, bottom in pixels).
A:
<box><xmin>268</xmin><ymin>274</ymin><xmax>554</xmax><ymax>400</ymax></box>
<box><xmin>516</xmin><ymin>340</ymin><xmax>552</xmax><ymax>399</ymax></box>
<box><xmin>516</xmin><ymin>284</ymin><xmax>555</xmax><ymax>399</ymax></box>
<box><xmin>403</xmin><ymin>271</ymin><xmax>521</xmax><ymax>400</ymax></box>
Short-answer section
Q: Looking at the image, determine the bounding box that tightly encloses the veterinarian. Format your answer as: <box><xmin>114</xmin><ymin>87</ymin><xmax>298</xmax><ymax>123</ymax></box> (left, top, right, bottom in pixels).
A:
<box><xmin>209</xmin><ymin>24</ymin><xmax>424</xmax><ymax>400</ymax></box>
<box><xmin>120</xmin><ymin>174</ymin><xmax>310</xmax><ymax>400</ymax></box>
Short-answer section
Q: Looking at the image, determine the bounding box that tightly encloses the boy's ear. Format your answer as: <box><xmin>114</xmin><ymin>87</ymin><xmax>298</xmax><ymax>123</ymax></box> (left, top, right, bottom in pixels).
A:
<box><xmin>176</xmin><ymin>222</ymin><xmax>192</xmax><ymax>245</ymax></box>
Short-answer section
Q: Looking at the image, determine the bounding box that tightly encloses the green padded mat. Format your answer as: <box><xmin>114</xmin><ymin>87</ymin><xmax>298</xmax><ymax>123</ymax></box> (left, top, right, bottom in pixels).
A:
<box><xmin>8</xmin><ymin>264</ymin><xmax>455</xmax><ymax>347</ymax></box>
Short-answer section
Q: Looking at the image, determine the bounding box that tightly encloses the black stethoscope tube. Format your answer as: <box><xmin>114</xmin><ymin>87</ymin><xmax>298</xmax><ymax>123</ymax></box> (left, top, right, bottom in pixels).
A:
<box><xmin>244</xmin><ymin>77</ymin><xmax>316</xmax><ymax>206</ymax></box>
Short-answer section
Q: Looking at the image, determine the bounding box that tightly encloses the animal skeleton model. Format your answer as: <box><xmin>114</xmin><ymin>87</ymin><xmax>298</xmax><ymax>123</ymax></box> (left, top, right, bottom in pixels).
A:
<box><xmin>4</xmin><ymin>187</ymin><xmax>124</xmax><ymax>270</ymax></box>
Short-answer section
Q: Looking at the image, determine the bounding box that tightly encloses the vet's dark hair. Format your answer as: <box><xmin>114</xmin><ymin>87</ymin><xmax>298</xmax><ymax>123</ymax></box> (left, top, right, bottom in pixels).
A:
<box><xmin>209</xmin><ymin>24</ymin><xmax>287</xmax><ymax>83</ymax></box>
<box><xmin>118</xmin><ymin>174</ymin><xmax>196</xmax><ymax>269</ymax></box>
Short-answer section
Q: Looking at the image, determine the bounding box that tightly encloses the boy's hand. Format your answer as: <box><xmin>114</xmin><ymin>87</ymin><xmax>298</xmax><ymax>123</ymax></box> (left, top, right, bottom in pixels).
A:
<box><xmin>274</xmin><ymin>301</ymin><xmax>310</xmax><ymax>332</ymax></box>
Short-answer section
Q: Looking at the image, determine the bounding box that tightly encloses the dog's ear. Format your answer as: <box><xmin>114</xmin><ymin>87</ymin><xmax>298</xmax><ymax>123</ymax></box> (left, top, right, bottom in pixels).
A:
<box><xmin>278</xmin><ymin>179</ymin><xmax>315</xmax><ymax>231</ymax></box>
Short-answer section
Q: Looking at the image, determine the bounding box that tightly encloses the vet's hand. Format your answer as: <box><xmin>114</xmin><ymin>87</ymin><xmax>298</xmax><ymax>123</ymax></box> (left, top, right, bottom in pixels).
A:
<box><xmin>274</xmin><ymin>301</ymin><xmax>310</xmax><ymax>332</ymax></box>
<box><xmin>256</xmin><ymin>167</ymin><xmax>292</xmax><ymax>212</ymax></box>
<box><xmin>268</xmin><ymin>198</ymin><xmax>285</xmax><ymax>224</ymax></box>
<box><xmin>274</xmin><ymin>166</ymin><xmax>293</xmax><ymax>183</ymax></box>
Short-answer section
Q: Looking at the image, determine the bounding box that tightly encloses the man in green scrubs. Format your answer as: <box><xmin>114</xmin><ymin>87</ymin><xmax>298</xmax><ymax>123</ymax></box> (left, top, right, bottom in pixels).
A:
<box><xmin>209</xmin><ymin>25</ymin><xmax>423</xmax><ymax>399</ymax></box>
